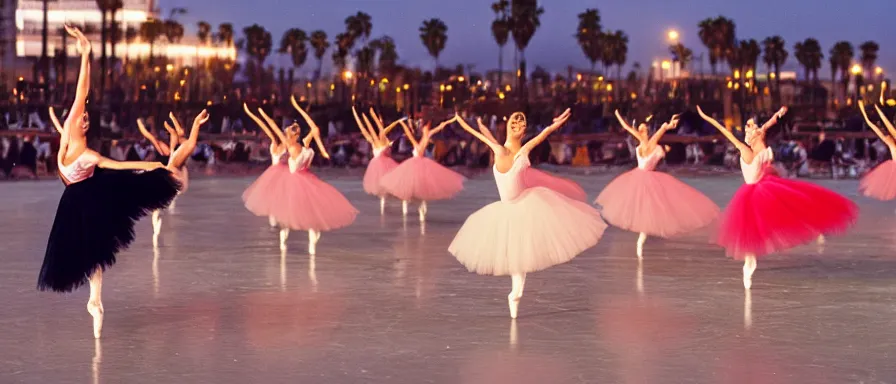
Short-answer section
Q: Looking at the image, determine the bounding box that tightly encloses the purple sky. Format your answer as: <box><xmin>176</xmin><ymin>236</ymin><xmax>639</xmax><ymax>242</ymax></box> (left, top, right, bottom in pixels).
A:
<box><xmin>160</xmin><ymin>0</ymin><xmax>895</xmax><ymax>78</ymax></box>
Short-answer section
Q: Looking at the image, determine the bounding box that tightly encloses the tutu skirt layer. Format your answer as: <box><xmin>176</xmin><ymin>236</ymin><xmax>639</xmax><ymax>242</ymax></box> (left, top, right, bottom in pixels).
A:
<box><xmin>596</xmin><ymin>169</ymin><xmax>720</xmax><ymax>237</ymax></box>
<box><xmin>859</xmin><ymin>160</ymin><xmax>896</xmax><ymax>201</ymax></box>
<box><xmin>38</xmin><ymin>168</ymin><xmax>181</xmax><ymax>292</ymax></box>
<box><xmin>363</xmin><ymin>155</ymin><xmax>399</xmax><ymax>196</ymax></box>
<box><xmin>717</xmin><ymin>174</ymin><xmax>858</xmax><ymax>259</ymax></box>
<box><xmin>522</xmin><ymin>168</ymin><xmax>587</xmax><ymax>201</ymax></box>
<box><xmin>269</xmin><ymin>170</ymin><xmax>358</xmax><ymax>231</ymax></box>
<box><xmin>449</xmin><ymin>187</ymin><xmax>607</xmax><ymax>276</ymax></box>
<box><xmin>242</xmin><ymin>163</ymin><xmax>290</xmax><ymax>216</ymax></box>
<box><xmin>379</xmin><ymin>156</ymin><xmax>464</xmax><ymax>201</ymax></box>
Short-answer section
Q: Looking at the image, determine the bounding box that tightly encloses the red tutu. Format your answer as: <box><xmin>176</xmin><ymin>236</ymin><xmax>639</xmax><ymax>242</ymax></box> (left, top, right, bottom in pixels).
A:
<box><xmin>859</xmin><ymin>160</ymin><xmax>896</xmax><ymax>201</ymax></box>
<box><xmin>270</xmin><ymin>170</ymin><xmax>358</xmax><ymax>231</ymax></box>
<box><xmin>363</xmin><ymin>154</ymin><xmax>399</xmax><ymax>196</ymax></box>
<box><xmin>379</xmin><ymin>156</ymin><xmax>465</xmax><ymax>201</ymax></box>
<box><xmin>716</xmin><ymin>173</ymin><xmax>858</xmax><ymax>259</ymax></box>
<box><xmin>242</xmin><ymin>163</ymin><xmax>290</xmax><ymax>217</ymax></box>
<box><xmin>521</xmin><ymin>168</ymin><xmax>587</xmax><ymax>201</ymax></box>
<box><xmin>596</xmin><ymin>169</ymin><xmax>719</xmax><ymax>237</ymax></box>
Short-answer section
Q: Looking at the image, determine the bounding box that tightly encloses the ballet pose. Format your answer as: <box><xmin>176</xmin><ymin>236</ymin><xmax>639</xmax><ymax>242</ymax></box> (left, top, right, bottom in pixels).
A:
<box><xmin>242</xmin><ymin>103</ymin><xmax>291</xmax><ymax>228</ymax></box>
<box><xmin>139</xmin><ymin>114</ymin><xmax>194</xmax><ymax>243</ymax></box>
<box><xmin>378</xmin><ymin>116</ymin><xmax>465</xmax><ymax>221</ymax></box>
<box><xmin>38</xmin><ymin>26</ymin><xmax>184</xmax><ymax>338</ymax></box>
<box><xmin>470</xmin><ymin>116</ymin><xmax>587</xmax><ymax>201</ymax></box>
<box><xmin>857</xmin><ymin>101</ymin><xmax>896</xmax><ymax>201</ymax></box>
<box><xmin>450</xmin><ymin>109</ymin><xmax>607</xmax><ymax>318</ymax></box>
<box><xmin>596</xmin><ymin>111</ymin><xmax>720</xmax><ymax>258</ymax></box>
<box><xmin>351</xmin><ymin>106</ymin><xmax>404</xmax><ymax>214</ymax></box>
<box><xmin>698</xmin><ymin>106</ymin><xmax>858</xmax><ymax>289</ymax></box>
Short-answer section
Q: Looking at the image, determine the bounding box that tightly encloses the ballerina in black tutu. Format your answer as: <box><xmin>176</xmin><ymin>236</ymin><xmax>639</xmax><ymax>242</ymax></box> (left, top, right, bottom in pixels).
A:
<box><xmin>38</xmin><ymin>26</ymin><xmax>194</xmax><ymax>339</ymax></box>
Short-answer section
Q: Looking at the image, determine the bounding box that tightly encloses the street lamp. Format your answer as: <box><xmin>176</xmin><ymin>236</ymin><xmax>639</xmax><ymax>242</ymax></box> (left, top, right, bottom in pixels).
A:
<box><xmin>851</xmin><ymin>64</ymin><xmax>862</xmax><ymax>75</ymax></box>
<box><xmin>667</xmin><ymin>29</ymin><xmax>679</xmax><ymax>43</ymax></box>
<box><xmin>343</xmin><ymin>70</ymin><xmax>353</xmax><ymax>80</ymax></box>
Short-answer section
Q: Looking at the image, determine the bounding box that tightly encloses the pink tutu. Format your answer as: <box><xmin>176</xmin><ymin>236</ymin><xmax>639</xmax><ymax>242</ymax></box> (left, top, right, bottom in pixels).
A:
<box><xmin>717</xmin><ymin>173</ymin><xmax>858</xmax><ymax>260</ymax></box>
<box><xmin>522</xmin><ymin>168</ymin><xmax>587</xmax><ymax>201</ymax></box>
<box><xmin>379</xmin><ymin>156</ymin><xmax>465</xmax><ymax>201</ymax></box>
<box><xmin>269</xmin><ymin>170</ymin><xmax>358</xmax><ymax>231</ymax></box>
<box><xmin>860</xmin><ymin>160</ymin><xmax>896</xmax><ymax>201</ymax></box>
<box><xmin>242</xmin><ymin>163</ymin><xmax>290</xmax><ymax>217</ymax></box>
<box><xmin>596</xmin><ymin>169</ymin><xmax>719</xmax><ymax>237</ymax></box>
<box><xmin>449</xmin><ymin>187</ymin><xmax>606</xmax><ymax>276</ymax></box>
<box><xmin>363</xmin><ymin>155</ymin><xmax>399</xmax><ymax>196</ymax></box>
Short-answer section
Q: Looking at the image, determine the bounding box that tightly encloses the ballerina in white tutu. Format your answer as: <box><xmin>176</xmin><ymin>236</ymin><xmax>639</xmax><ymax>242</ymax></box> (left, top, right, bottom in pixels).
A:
<box><xmin>449</xmin><ymin>109</ymin><xmax>607</xmax><ymax>319</ymax></box>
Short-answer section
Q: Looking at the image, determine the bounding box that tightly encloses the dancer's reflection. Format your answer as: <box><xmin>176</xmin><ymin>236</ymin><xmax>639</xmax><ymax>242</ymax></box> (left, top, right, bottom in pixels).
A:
<box><xmin>153</xmin><ymin>244</ymin><xmax>160</xmax><ymax>296</ymax></box>
<box><xmin>309</xmin><ymin>254</ymin><xmax>318</xmax><ymax>292</ymax></box>
<box><xmin>744</xmin><ymin>289</ymin><xmax>752</xmax><ymax>330</ymax></box>
<box><xmin>92</xmin><ymin>339</ymin><xmax>101</xmax><ymax>384</ymax></box>
<box><xmin>636</xmin><ymin>259</ymin><xmax>644</xmax><ymax>295</ymax></box>
<box><xmin>509</xmin><ymin>319</ymin><xmax>518</xmax><ymax>347</ymax></box>
<box><xmin>241</xmin><ymin>290</ymin><xmax>343</xmax><ymax>350</ymax></box>
<box><xmin>279</xmin><ymin>249</ymin><xmax>287</xmax><ymax>292</ymax></box>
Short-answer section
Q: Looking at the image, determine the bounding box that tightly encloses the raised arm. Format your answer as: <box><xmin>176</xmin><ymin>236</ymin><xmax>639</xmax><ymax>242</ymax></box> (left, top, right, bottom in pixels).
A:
<box><xmin>303</xmin><ymin>122</ymin><xmax>330</xmax><ymax>159</ymax></box>
<box><xmin>257</xmin><ymin>108</ymin><xmax>288</xmax><ymax>145</ymax></box>
<box><xmin>138</xmin><ymin>118</ymin><xmax>170</xmax><ymax>155</ymax></box>
<box><xmin>49</xmin><ymin>107</ymin><xmax>63</xmax><ymax>134</ymax></box>
<box><xmin>873</xmin><ymin>105</ymin><xmax>896</xmax><ymax>139</ymax></box>
<box><xmin>475</xmin><ymin>117</ymin><xmax>500</xmax><ymax>145</ymax></box>
<box><xmin>521</xmin><ymin>108</ymin><xmax>572</xmax><ymax>154</ymax></box>
<box><xmin>428</xmin><ymin>116</ymin><xmax>456</xmax><ymax>136</ymax></box>
<box><xmin>368</xmin><ymin>108</ymin><xmax>386</xmax><ymax>133</ymax></box>
<box><xmin>858</xmin><ymin>101</ymin><xmax>889</xmax><ymax>141</ymax></box>
<box><xmin>63</xmin><ymin>26</ymin><xmax>91</xmax><ymax>133</ymax></box>
<box><xmin>380</xmin><ymin>118</ymin><xmax>405</xmax><ymax>138</ymax></box>
<box><xmin>696</xmin><ymin>106</ymin><xmax>749</xmax><ymax>153</ymax></box>
<box><xmin>646</xmin><ymin>114</ymin><xmax>680</xmax><ymax>150</ymax></box>
<box><xmin>162</xmin><ymin>121</ymin><xmax>179</xmax><ymax>152</ymax></box>
<box><xmin>614</xmin><ymin>110</ymin><xmax>642</xmax><ymax>140</ymax></box>
<box><xmin>398</xmin><ymin>120</ymin><xmax>420</xmax><ymax>148</ymax></box>
<box><xmin>351</xmin><ymin>106</ymin><xmax>376</xmax><ymax>144</ymax></box>
<box><xmin>455</xmin><ymin>113</ymin><xmax>504</xmax><ymax>153</ymax></box>
<box><xmin>243</xmin><ymin>103</ymin><xmax>277</xmax><ymax>143</ymax></box>
<box><xmin>290</xmin><ymin>96</ymin><xmax>325</xmax><ymax>146</ymax></box>
<box><xmin>168</xmin><ymin>109</ymin><xmax>209</xmax><ymax>168</ymax></box>
<box><xmin>760</xmin><ymin>106</ymin><xmax>788</xmax><ymax>131</ymax></box>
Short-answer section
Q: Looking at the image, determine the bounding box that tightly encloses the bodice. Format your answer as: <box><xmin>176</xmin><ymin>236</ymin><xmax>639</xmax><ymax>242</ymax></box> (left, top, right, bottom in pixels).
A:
<box><xmin>493</xmin><ymin>149</ymin><xmax>530</xmax><ymax>202</ymax></box>
<box><xmin>636</xmin><ymin>146</ymin><xmax>665</xmax><ymax>171</ymax></box>
<box><xmin>373</xmin><ymin>146</ymin><xmax>389</xmax><ymax>158</ymax></box>
<box><xmin>58</xmin><ymin>151</ymin><xmax>98</xmax><ymax>184</ymax></box>
<box><xmin>288</xmin><ymin>148</ymin><xmax>315</xmax><ymax>173</ymax></box>
<box><xmin>270</xmin><ymin>144</ymin><xmax>287</xmax><ymax>165</ymax></box>
<box><xmin>741</xmin><ymin>147</ymin><xmax>773</xmax><ymax>184</ymax></box>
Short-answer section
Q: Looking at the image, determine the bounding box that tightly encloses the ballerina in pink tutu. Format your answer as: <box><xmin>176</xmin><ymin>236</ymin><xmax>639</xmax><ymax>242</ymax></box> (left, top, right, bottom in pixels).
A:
<box><xmin>351</xmin><ymin>106</ymin><xmax>404</xmax><ymax>214</ymax></box>
<box><xmin>857</xmin><ymin>101</ymin><xmax>896</xmax><ymax>201</ymax></box>
<box><xmin>468</xmin><ymin>115</ymin><xmax>587</xmax><ymax>201</ymax></box>
<box><xmin>379</xmin><ymin>116</ymin><xmax>465</xmax><ymax>221</ymax></box>
<box><xmin>450</xmin><ymin>109</ymin><xmax>607</xmax><ymax>319</ymax></box>
<box><xmin>596</xmin><ymin>110</ymin><xmax>720</xmax><ymax>259</ymax></box>
<box><xmin>698</xmin><ymin>106</ymin><xmax>858</xmax><ymax>289</ymax></box>
<box><xmin>242</xmin><ymin>103</ymin><xmax>292</xmax><ymax>229</ymax></box>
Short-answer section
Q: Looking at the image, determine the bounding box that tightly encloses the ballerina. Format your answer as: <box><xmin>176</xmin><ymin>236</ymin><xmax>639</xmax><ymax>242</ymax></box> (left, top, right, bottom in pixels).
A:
<box><xmin>450</xmin><ymin>109</ymin><xmax>607</xmax><ymax>318</ymax></box>
<box><xmin>857</xmin><ymin>101</ymin><xmax>896</xmax><ymax>201</ymax></box>
<box><xmin>351</xmin><ymin>106</ymin><xmax>404</xmax><ymax>214</ymax></box>
<box><xmin>596</xmin><ymin>111</ymin><xmax>720</xmax><ymax>259</ymax></box>
<box><xmin>38</xmin><ymin>26</ymin><xmax>184</xmax><ymax>339</ymax></box>
<box><xmin>138</xmin><ymin>117</ymin><xmax>181</xmax><ymax>242</ymax></box>
<box><xmin>241</xmin><ymin>103</ymin><xmax>291</xmax><ymax>228</ymax></box>
<box><xmin>379</xmin><ymin>115</ymin><xmax>465</xmax><ymax>221</ymax></box>
<box><xmin>697</xmin><ymin>106</ymin><xmax>858</xmax><ymax>289</ymax></box>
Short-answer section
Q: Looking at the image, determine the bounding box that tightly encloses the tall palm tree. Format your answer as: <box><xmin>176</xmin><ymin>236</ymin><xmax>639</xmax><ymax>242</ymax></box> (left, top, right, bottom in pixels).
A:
<box><xmin>697</xmin><ymin>16</ymin><xmax>736</xmax><ymax>75</ymax></box>
<box><xmin>419</xmin><ymin>18</ymin><xmax>448</xmax><ymax>70</ymax></box>
<box><xmin>859</xmin><ymin>41</ymin><xmax>879</xmax><ymax>74</ymax></box>
<box><xmin>491</xmin><ymin>0</ymin><xmax>511</xmax><ymax>86</ymax></box>
<box><xmin>40</xmin><ymin>0</ymin><xmax>49</xmax><ymax>97</ymax></box>
<box><xmin>242</xmin><ymin>24</ymin><xmax>273</xmax><ymax>92</ymax></box>
<box><xmin>217</xmin><ymin>23</ymin><xmax>234</xmax><ymax>47</ymax></box>
<box><xmin>309</xmin><ymin>30</ymin><xmax>329</xmax><ymax>82</ymax></box>
<box><xmin>139</xmin><ymin>18</ymin><xmax>165</xmax><ymax>66</ymax></box>
<box><xmin>197</xmin><ymin>22</ymin><xmax>211</xmax><ymax>44</ymax></box>
<box><xmin>370</xmin><ymin>36</ymin><xmax>399</xmax><ymax>79</ymax></box>
<box><xmin>829</xmin><ymin>41</ymin><xmax>853</xmax><ymax>106</ymax></box>
<box><xmin>575</xmin><ymin>8</ymin><xmax>602</xmax><ymax>76</ymax></box>
<box><xmin>510</xmin><ymin>0</ymin><xmax>544</xmax><ymax>98</ymax></box>
<box><xmin>279</xmin><ymin>28</ymin><xmax>307</xmax><ymax>96</ymax></box>
<box><xmin>345</xmin><ymin>12</ymin><xmax>373</xmax><ymax>44</ymax></box>
<box><xmin>107</xmin><ymin>0</ymin><xmax>123</xmax><ymax>90</ymax></box>
<box><xmin>794</xmin><ymin>38</ymin><xmax>823</xmax><ymax>82</ymax></box>
<box><xmin>331</xmin><ymin>32</ymin><xmax>353</xmax><ymax>72</ymax></box>
<box><xmin>762</xmin><ymin>36</ymin><xmax>787</xmax><ymax>105</ymax></box>
<box><xmin>607</xmin><ymin>30</ymin><xmax>628</xmax><ymax>97</ymax></box>
<box><xmin>669</xmin><ymin>42</ymin><xmax>694</xmax><ymax>69</ymax></box>
<box><xmin>164</xmin><ymin>20</ymin><xmax>184</xmax><ymax>44</ymax></box>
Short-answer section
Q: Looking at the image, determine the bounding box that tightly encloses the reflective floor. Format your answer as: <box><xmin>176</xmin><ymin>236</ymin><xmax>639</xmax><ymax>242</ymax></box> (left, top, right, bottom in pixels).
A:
<box><xmin>2</xmin><ymin>170</ymin><xmax>896</xmax><ymax>383</ymax></box>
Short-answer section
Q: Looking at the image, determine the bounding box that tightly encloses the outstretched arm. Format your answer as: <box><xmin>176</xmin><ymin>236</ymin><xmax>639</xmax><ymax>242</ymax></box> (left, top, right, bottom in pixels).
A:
<box><xmin>521</xmin><ymin>108</ymin><xmax>572</xmax><ymax>154</ymax></box>
<box><xmin>138</xmin><ymin>119</ymin><xmax>170</xmax><ymax>155</ymax></box>
<box><xmin>475</xmin><ymin>117</ymin><xmax>500</xmax><ymax>145</ymax></box>
<box><xmin>63</xmin><ymin>26</ymin><xmax>91</xmax><ymax>133</ymax></box>
<box><xmin>428</xmin><ymin>116</ymin><xmax>456</xmax><ymax>136</ymax></box>
<box><xmin>760</xmin><ymin>106</ymin><xmax>788</xmax><ymax>131</ymax></box>
<box><xmin>304</xmin><ymin>123</ymin><xmax>330</xmax><ymax>159</ymax></box>
<box><xmin>697</xmin><ymin>106</ymin><xmax>751</xmax><ymax>158</ymax></box>
<box><xmin>614</xmin><ymin>110</ymin><xmax>642</xmax><ymax>140</ymax></box>
<box><xmin>646</xmin><ymin>114</ymin><xmax>680</xmax><ymax>150</ymax></box>
<box><xmin>398</xmin><ymin>120</ymin><xmax>420</xmax><ymax>148</ymax></box>
<box><xmin>455</xmin><ymin>113</ymin><xmax>505</xmax><ymax>154</ymax></box>
<box><xmin>243</xmin><ymin>103</ymin><xmax>277</xmax><ymax>143</ymax></box>
<box><xmin>351</xmin><ymin>107</ymin><xmax>376</xmax><ymax>145</ymax></box>
<box><xmin>257</xmin><ymin>108</ymin><xmax>289</xmax><ymax>145</ymax></box>
<box><xmin>168</xmin><ymin>109</ymin><xmax>209</xmax><ymax>168</ymax></box>
<box><xmin>380</xmin><ymin>118</ymin><xmax>405</xmax><ymax>139</ymax></box>
<box><xmin>168</xmin><ymin>112</ymin><xmax>186</xmax><ymax>139</ymax></box>
<box><xmin>858</xmin><ymin>101</ymin><xmax>889</xmax><ymax>141</ymax></box>
<box><xmin>89</xmin><ymin>148</ymin><xmax>164</xmax><ymax>171</ymax></box>
<box><xmin>874</xmin><ymin>105</ymin><xmax>896</xmax><ymax>139</ymax></box>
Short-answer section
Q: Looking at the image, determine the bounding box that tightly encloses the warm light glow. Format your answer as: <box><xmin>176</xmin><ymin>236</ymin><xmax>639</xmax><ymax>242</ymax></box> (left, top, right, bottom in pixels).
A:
<box><xmin>17</xmin><ymin>77</ymin><xmax>23</xmax><ymax>81</ymax></box>
<box><xmin>154</xmin><ymin>66</ymin><xmax>161</xmax><ymax>73</ymax></box>
<box><xmin>343</xmin><ymin>70</ymin><xmax>353</xmax><ymax>80</ymax></box>
<box><xmin>733</xmin><ymin>70</ymin><xmax>740</xmax><ymax>79</ymax></box>
<box><xmin>868</xmin><ymin>84</ymin><xmax>874</xmax><ymax>91</ymax></box>
<box><xmin>505</xmin><ymin>85</ymin><xmax>511</xmax><ymax>92</ymax></box>
<box><xmin>770</xmin><ymin>72</ymin><xmax>776</xmax><ymax>79</ymax></box>
<box><xmin>206</xmin><ymin>100</ymin><xmax>213</xmax><ymax>106</ymax></box>
<box><xmin>726</xmin><ymin>81</ymin><xmax>733</xmax><ymax>89</ymax></box>
<box><xmin>667</xmin><ymin>30</ymin><xmax>679</xmax><ymax>41</ymax></box>
<box><xmin>745</xmin><ymin>81</ymin><xmax>751</xmax><ymax>88</ymax></box>
<box><xmin>403</xmin><ymin>84</ymin><xmax>410</xmax><ymax>90</ymax></box>
<box><xmin>516</xmin><ymin>69</ymin><xmax>521</xmax><ymax>77</ymax></box>
<box><xmin>606</xmin><ymin>84</ymin><xmax>613</xmax><ymax>91</ymax></box>
<box><xmin>381</xmin><ymin>78</ymin><xmax>389</xmax><ymax>83</ymax></box>
<box><xmin>661</xmin><ymin>61</ymin><xmax>671</xmax><ymax>70</ymax></box>
<box><xmin>446</xmin><ymin>85</ymin><xmax>453</xmax><ymax>91</ymax></box>
<box><xmin>166</xmin><ymin>64</ymin><xmax>174</xmax><ymax>72</ymax></box>
<box><xmin>439</xmin><ymin>84</ymin><xmax>445</xmax><ymax>92</ymax></box>
<box><xmin>887</xmin><ymin>99</ymin><xmax>896</xmax><ymax>107</ymax></box>
<box><xmin>875</xmin><ymin>67</ymin><xmax>884</xmax><ymax>75</ymax></box>
<box><xmin>396</xmin><ymin>87</ymin><xmax>401</xmax><ymax>93</ymax></box>
<box><xmin>498</xmin><ymin>92</ymin><xmax>505</xmax><ymax>100</ymax></box>
<box><xmin>476</xmin><ymin>80</ymin><xmax>483</xmax><ymax>86</ymax></box>
<box><xmin>851</xmin><ymin>64</ymin><xmax>862</xmax><ymax>75</ymax></box>
<box><xmin>458</xmin><ymin>76</ymin><xmax>465</xmax><ymax>82</ymax></box>
<box><xmin>630</xmin><ymin>92</ymin><xmax>637</xmax><ymax>99</ymax></box>
<box><xmin>306</xmin><ymin>82</ymin><xmax>312</xmax><ymax>88</ymax></box>
<box><xmin>746</xmin><ymin>69</ymin><xmax>754</xmax><ymax>78</ymax></box>
<box><xmin>734</xmin><ymin>83</ymin><xmax>740</xmax><ymax>90</ymax></box>
<box><xmin>179</xmin><ymin>80</ymin><xmax>185</xmax><ymax>86</ymax></box>
<box><xmin>576</xmin><ymin>73</ymin><xmax>583</xmax><ymax>81</ymax></box>
<box><xmin>598</xmin><ymin>76</ymin><xmax>604</xmax><ymax>81</ymax></box>
<box><xmin>329</xmin><ymin>83</ymin><xmax>335</xmax><ymax>90</ymax></box>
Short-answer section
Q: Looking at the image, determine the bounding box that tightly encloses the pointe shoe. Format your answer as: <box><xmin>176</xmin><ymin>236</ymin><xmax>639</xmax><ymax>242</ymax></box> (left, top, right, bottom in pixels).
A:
<box><xmin>308</xmin><ymin>231</ymin><xmax>321</xmax><ymax>255</ymax></box>
<box><xmin>508</xmin><ymin>293</ymin><xmax>521</xmax><ymax>319</ymax></box>
<box><xmin>743</xmin><ymin>267</ymin><xmax>753</xmax><ymax>290</ymax></box>
<box><xmin>268</xmin><ymin>215</ymin><xmax>278</xmax><ymax>228</ymax></box>
<box><xmin>636</xmin><ymin>244</ymin><xmax>643</xmax><ymax>260</ymax></box>
<box><xmin>87</xmin><ymin>300</ymin><xmax>104</xmax><ymax>339</ymax></box>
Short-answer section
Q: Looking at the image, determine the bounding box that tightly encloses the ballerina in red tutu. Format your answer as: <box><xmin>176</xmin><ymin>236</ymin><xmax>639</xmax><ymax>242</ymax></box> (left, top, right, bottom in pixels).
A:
<box><xmin>379</xmin><ymin>116</ymin><xmax>465</xmax><ymax>222</ymax></box>
<box><xmin>857</xmin><ymin>101</ymin><xmax>896</xmax><ymax>201</ymax></box>
<box><xmin>698</xmin><ymin>106</ymin><xmax>858</xmax><ymax>289</ymax></box>
<box><xmin>351</xmin><ymin>106</ymin><xmax>404</xmax><ymax>214</ymax></box>
<box><xmin>467</xmin><ymin>115</ymin><xmax>587</xmax><ymax>201</ymax></box>
<box><xmin>450</xmin><ymin>109</ymin><xmax>607</xmax><ymax>318</ymax></box>
<box><xmin>242</xmin><ymin>103</ymin><xmax>291</xmax><ymax>229</ymax></box>
<box><xmin>596</xmin><ymin>111</ymin><xmax>720</xmax><ymax>259</ymax></box>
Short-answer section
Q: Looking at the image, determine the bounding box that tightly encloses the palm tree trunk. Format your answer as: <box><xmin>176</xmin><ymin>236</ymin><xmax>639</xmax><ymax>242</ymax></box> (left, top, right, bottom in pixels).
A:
<box><xmin>497</xmin><ymin>44</ymin><xmax>503</xmax><ymax>87</ymax></box>
<box><xmin>109</xmin><ymin>11</ymin><xmax>117</xmax><ymax>91</ymax></box>
<box><xmin>288</xmin><ymin>68</ymin><xmax>295</xmax><ymax>98</ymax></box>
<box><xmin>99</xmin><ymin>10</ymin><xmax>108</xmax><ymax>101</ymax></box>
<box><xmin>61</xmin><ymin>31</ymin><xmax>68</xmax><ymax>101</ymax></box>
<box><xmin>41</xmin><ymin>0</ymin><xmax>49</xmax><ymax>101</ymax></box>
<box><xmin>774</xmin><ymin>65</ymin><xmax>782</xmax><ymax>106</ymax></box>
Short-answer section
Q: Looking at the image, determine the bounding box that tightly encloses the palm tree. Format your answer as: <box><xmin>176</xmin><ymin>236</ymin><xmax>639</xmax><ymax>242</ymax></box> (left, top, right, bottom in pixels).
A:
<box><xmin>607</xmin><ymin>30</ymin><xmax>628</xmax><ymax>98</ymax></box>
<box><xmin>829</xmin><ymin>41</ymin><xmax>853</xmax><ymax>106</ymax></box>
<box><xmin>575</xmin><ymin>8</ymin><xmax>601</xmax><ymax>76</ymax></box>
<box><xmin>279</xmin><ymin>28</ymin><xmax>308</xmax><ymax>95</ymax></box>
<box><xmin>139</xmin><ymin>18</ymin><xmax>165</xmax><ymax>66</ymax></box>
<box><xmin>197</xmin><ymin>22</ymin><xmax>211</xmax><ymax>44</ymax></box>
<box><xmin>794</xmin><ymin>38</ymin><xmax>823</xmax><ymax>82</ymax></box>
<box><xmin>331</xmin><ymin>32</ymin><xmax>353</xmax><ymax>72</ymax></box>
<box><xmin>107</xmin><ymin>0</ymin><xmax>123</xmax><ymax>90</ymax></box>
<box><xmin>859</xmin><ymin>41</ymin><xmax>879</xmax><ymax>74</ymax></box>
<box><xmin>669</xmin><ymin>43</ymin><xmax>694</xmax><ymax>69</ymax></box>
<box><xmin>510</xmin><ymin>0</ymin><xmax>544</xmax><ymax>99</ymax></box>
<box><xmin>242</xmin><ymin>24</ymin><xmax>273</xmax><ymax>92</ymax></box>
<box><xmin>697</xmin><ymin>16</ymin><xmax>736</xmax><ymax>75</ymax></box>
<box><xmin>371</xmin><ymin>36</ymin><xmax>399</xmax><ymax>77</ymax></box>
<box><xmin>762</xmin><ymin>36</ymin><xmax>787</xmax><ymax>105</ymax></box>
<box><xmin>164</xmin><ymin>20</ymin><xmax>184</xmax><ymax>44</ymax></box>
<box><xmin>309</xmin><ymin>30</ymin><xmax>329</xmax><ymax>84</ymax></box>
<box><xmin>40</xmin><ymin>0</ymin><xmax>49</xmax><ymax>98</ymax></box>
<box><xmin>419</xmin><ymin>18</ymin><xmax>448</xmax><ymax>70</ymax></box>
<box><xmin>491</xmin><ymin>0</ymin><xmax>511</xmax><ymax>86</ymax></box>
<box><xmin>345</xmin><ymin>12</ymin><xmax>373</xmax><ymax>44</ymax></box>
<box><xmin>217</xmin><ymin>23</ymin><xmax>235</xmax><ymax>47</ymax></box>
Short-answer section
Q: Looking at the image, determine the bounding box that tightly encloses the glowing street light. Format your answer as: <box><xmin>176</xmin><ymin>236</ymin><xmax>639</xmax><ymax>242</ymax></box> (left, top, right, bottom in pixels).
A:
<box><xmin>667</xmin><ymin>29</ymin><xmax>679</xmax><ymax>42</ymax></box>
<box><xmin>875</xmin><ymin>67</ymin><xmax>884</xmax><ymax>75</ymax></box>
<box><xmin>660</xmin><ymin>60</ymin><xmax>671</xmax><ymax>70</ymax></box>
<box><xmin>851</xmin><ymin>64</ymin><xmax>862</xmax><ymax>75</ymax></box>
<box><xmin>343</xmin><ymin>70</ymin><xmax>353</xmax><ymax>80</ymax></box>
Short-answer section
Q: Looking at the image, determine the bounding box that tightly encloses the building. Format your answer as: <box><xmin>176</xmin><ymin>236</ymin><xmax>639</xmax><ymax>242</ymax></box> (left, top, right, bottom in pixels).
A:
<box><xmin>1</xmin><ymin>0</ymin><xmax>235</xmax><ymax>79</ymax></box>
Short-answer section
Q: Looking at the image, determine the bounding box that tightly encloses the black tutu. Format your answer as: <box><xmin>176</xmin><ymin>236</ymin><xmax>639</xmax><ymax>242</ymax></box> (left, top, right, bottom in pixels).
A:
<box><xmin>38</xmin><ymin>168</ymin><xmax>181</xmax><ymax>292</ymax></box>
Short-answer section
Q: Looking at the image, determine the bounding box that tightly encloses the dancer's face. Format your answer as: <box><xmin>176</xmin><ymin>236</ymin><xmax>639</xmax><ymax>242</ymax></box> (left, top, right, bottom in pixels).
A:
<box><xmin>745</xmin><ymin>119</ymin><xmax>762</xmax><ymax>146</ymax></box>
<box><xmin>505</xmin><ymin>112</ymin><xmax>527</xmax><ymax>141</ymax></box>
<box><xmin>637</xmin><ymin>123</ymin><xmax>648</xmax><ymax>136</ymax></box>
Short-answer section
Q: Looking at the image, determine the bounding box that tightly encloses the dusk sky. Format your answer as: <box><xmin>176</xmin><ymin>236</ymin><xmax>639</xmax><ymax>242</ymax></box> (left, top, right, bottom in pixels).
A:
<box><xmin>160</xmin><ymin>0</ymin><xmax>895</xmax><ymax>78</ymax></box>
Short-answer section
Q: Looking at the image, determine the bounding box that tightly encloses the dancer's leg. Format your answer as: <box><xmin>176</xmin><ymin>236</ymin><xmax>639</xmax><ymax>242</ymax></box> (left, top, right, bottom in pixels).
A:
<box><xmin>743</xmin><ymin>254</ymin><xmax>757</xmax><ymax>290</ymax></box>
<box><xmin>508</xmin><ymin>273</ymin><xmax>527</xmax><ymax>319</ymax></box>
<box><xmin>268</xmin><ymin>215</ymin><xmax>277</xmax><ymax>228</ymax></box>
<box><xmin>380</xmin><ymin>197</ymin><xmax>386</xmax><ymax>215</ymax></box>
<box><xmin>87</xmin><ymin>268</ymin><xmax>104</xmax><ymax>339</ymax></box>
<box><xmin>308</xmin><ymin>229</ymin><xmax>321</xmax><ymax>255</ymax></box>
<box><xmin>402</xmin><ymin>200</ymin><xmax>408</xmax><ymax>216</ymax></box>
<box><xmin>418</xmin><ymin>201</ymin><xmax>428</xmax><ymax>222</ymax></box>
<box><xmin>151</xmin><ymin>209</ymin><xmax>162</xmax><ymax>243</ymax></box>
<box><xmin>279</xmin><ymin>228</ymin><xmax>290</xmax><ymax>251</ymax></box>
<box><xmin>636</xmin><ymin>232</ymin><xmax>647</xmax><ymax>259</ymax></box>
